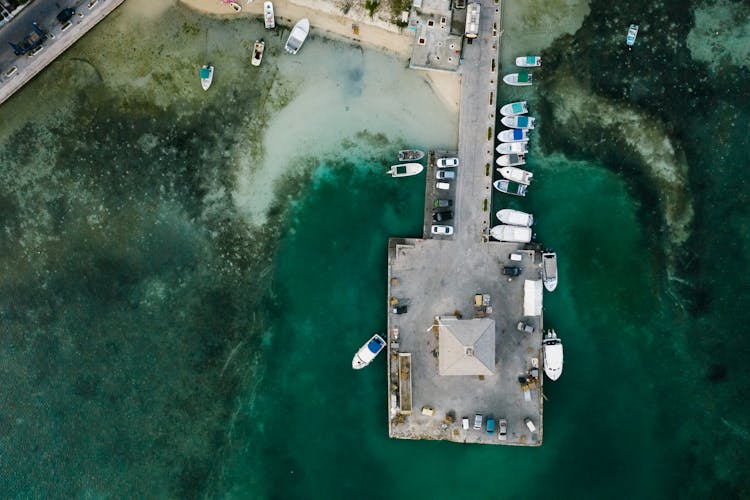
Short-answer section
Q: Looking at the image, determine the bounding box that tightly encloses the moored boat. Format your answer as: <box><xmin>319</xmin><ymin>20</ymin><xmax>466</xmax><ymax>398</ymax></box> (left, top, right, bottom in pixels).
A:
<box><xmin>500</xmin><ymin>101</ymin><xmax>528</xmax><ymax>116</ymax></box>
<box><xmin>497</xmin><ymin>128</ymin><xmax>530</xmax><ymax>143</ymax></box>
<box><xmin>503</xmin><ymin>72</ymin><xmax>532</xmax><ymax>86</ymax></box>
<box><xmin>542</xmin><ymin>251</ymin><xmax>558</xmax><ymax>291</ymax></box>
<box><xmin>543</xmin><ymin>329</ymin><xmax>563</xmax><ymax>380</ymax></box>
<box><xmin>496</xmin><ymin>208</ymin><xmax>533</xmax><ymax>227</ymax></box>
<box><xmin>498</xmin><ymin>166</ymin><xmax>533</xmax><ymax>185</ymax></box>
<box><xmin>352</xmin><ymin>333</ymin><xmax>386</xmax><ymax>369</ymax></box>
<box><xmin>493</xmin><ymin>179</ymin><xmax>528</xmax><ymax>197</ymax></box>
<box><xmin>200</xmin><ymin>64</ymin><xmax>214</xmax><ymax>91</ymax></box>
<box><xmin>501</xmin><ymin>115</ymin><xmax>535</xmax><ymax>129</ymax></box>
<box><xmin>516</xmin><ymin>55</ymin><xmax>541</xmax><ymax>67</ymax></box>
<box><xmin>264</xmin><ymin>1</ymin><xmax>275</xmax><ymax>29</ymax></box>
<box><xmin>490</xmin><ymin>224</ymin><xmax>532</xmax><ymax>243</ymax></box>
<box><xmin>251</xmin><ymin>40</ymin><xmax>265</xmax><ymax>67</ymax></box>
<box><xmin>228</xmin><ymin>1</ymin><xmax>241</xmax><ymax>12</ymax></box>
<box><xmin>496</xmin><ymin>154</ymin><xmax>525</xmax><ymax>167</ymax></box>
<box><xmin>496</xmin><ymin>142</ymin><xmax>528</xmax><ymax>155</ymax></box>
<box><xmin>285</xmin><ymin>18</ymin><xmax>310</xmax><ymax>54</ymax></box>
<box><xmin>387</xmin><ymin>162</ymin><xmax>424</xmax><ymax>177</ymax></box>
<box><xmin>626</xmin><ymin>24</ymin><xmax>639</xmax><ymax>48</ymax></box>
<box><xmin>398</xmin><ymin>149</ymin><xmax>425</xmax><ymax>161</ymax></box>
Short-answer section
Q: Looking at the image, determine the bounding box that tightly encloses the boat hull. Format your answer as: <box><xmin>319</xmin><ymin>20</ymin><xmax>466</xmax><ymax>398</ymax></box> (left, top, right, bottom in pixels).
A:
<box><xmin>493</xmin><ymin>179</ymin><xmax>527</xmax><ymax>197</ymax></box>
<box><xmin>503</xmin><ymin>73</ymin><xmax>533</xmax><ymax>86</ymax></box>
<box><xmin>496</xmin><ymin>142</ymin><xmax>528</xmax><ymax>155</ymax></box>
<box><xmin>497</xmin><ymin>129</ymin><xmax>529</xmax><ymax>143</ymax></box>
<box><xmin>251</xmin><ymin>41</ymin><xmax>265</xmax><ymax>66</ymax></box>
<box><xmin>499</xmin><ymin>101</ymin><xmax>527</xmax><ymax>116</ymax></box>
<box><xmin>543</xmin><ymin>330</ymin><xmax>563</xmax><ymax>380</ymax></box>
<box><xmin>388</xmin><ymin>162</ymin><xmax>424</xmax><ymax>177</ymax></box>
<box><xmin>626</xmin><ymin>24</ymin><xmax>639</xmax><ymax>47</ymax></box>
<box><xmin>515</xmin><ymin>56</ymin><xmax>541</xmax><ymax>67</ymax></box>
<box><xmin>498</xmin><ymin>166</ymin><xmax>533</xmax><ymax>185</ymax></box>
<box><xmin>497</xmin><ymin>208</ymin><xmax>533</xmax><ymax>227</ymax></box>
<box><xmin>200</xmin><ymin>65</ymin><xmax>214</xmax><ymax>91</ymax></box>
<box><xmin>542</xmin><ymin>252</ymin><xmax>558</xmax><ymax>291</ymax></box>
<box><xmin>264</xmin><ymin>1</ymin><xmax>275</xmax><ymax>29</ymax></box>
<box><xmin>398</xmin><ymin>149</ymin><xmax>425</xmax><ymax>161</ymax></box>
<box><xmin>352</xmin><ymin>334</ymin><xmax>386</xmax><ymax>369</ymax></box>
<box><xmin>490</xmin><ymin>224</ymin><xmax>532</xmax><ymax>243</ymax></box>
<box><xmin>496</xmin><ymin>154</ymin><xmax>525</xmax><ymax>167</ymax></box>
<box><xmin>285</xmin><ymin>18</ymin><xmax>310</xmax><ymax>54</ymax></box>
<box><xmin>501</xmin><ymin>116</ymin><xmax>535</xmax><ymax>129</ymax></box>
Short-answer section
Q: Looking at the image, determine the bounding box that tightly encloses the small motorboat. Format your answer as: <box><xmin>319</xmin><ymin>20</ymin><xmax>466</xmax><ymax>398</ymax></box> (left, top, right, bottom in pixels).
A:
<box><xmin>490</xmin><ymin>224</ymin><xmax>532</xmax><ymax>243</ymax></box>
<box><xmin>496</xmin><ymin>142</ymin><xmax>528</xmax><ymax>155</ymax></box>
<box><xmin>501</xmin><ymin>115</ymin><xmax>535</xmax><ymax>129</ymax></box>
<box><xmin>200</xmin><ymin>64</ymin><xmax>214</xmax><ymax>91</ymax></box>
<box><xmin>251</xmin><ymin>39</ymin><xmax>265</xmax><ymax>67</ymax></box>
<box><xmin>228</xmin><ymin>1</ymin><xmax>241</xmax><ymax>12</ymax></box>
<box><xmin>496</xmin><ymin>154</ymin><xmax>525</xmax><ymax>167</ymax></box>
<box><xmin>516</xmin><ymin>55</ymin><xmax>541</xmax><ymax>67</ymax></box>
<box><xmin>352</xmin><ymin>333</ymin><xmax>386</xmax><ymax>369</ymax></box>
<box><xmin>496</xmin><ymin>208</ymin><xmax>533</xmax><ymax>227</ymax></box>
<box><xmin>500</xmin><ymin>101</ymin><xmax>528</xmax><ymax>116</ymax></box>
<box><xmin>503</xmin><ymin>72</ymin><xmax>532</xmax><ymax>86</ymax></box>
<box><xmin>543</xmin><ymin>329</ymin><xmax>563</xmax><ymax>380</ymax></box>
<box><xmin>264</xmin><ymin>1</ymin><xmax>275</xmax><ymax>29</ymax></box>
<box><xmin>285</xmin><ymin>18</ymin><xmax>310</xmax><ymax>54</ymax></box>
<box><xmin>626</xmin><ymin>24</ymin><xmax>639</xmax><ymax>48</ymax></box>
<box><xmin>398</xmin><ymin>149</ymin><xmax>425</xmax><ymax>161</ymax></box>
<box><xmin>498</xmin><ymin>166</ymin><xmax>533</xmax><ymax>185</ymax></box>
<box><xmin>493</xmin><ymin>179</ymin><xmax>528</xmax><ymax>197</ymax></box>
<box><xmin>542</xmin><ymin>251</ymin><xmax>558</xmax><ymax>291</ymax></box>
<box><xmin>387</xmin><ymin>163</ymin><xmax>424</xmax><ymax>177</ymax></box>
<box><xmin>497</xmin><ymin>129</ymin><xmax>530</xmax><ymax>143</ymax></box>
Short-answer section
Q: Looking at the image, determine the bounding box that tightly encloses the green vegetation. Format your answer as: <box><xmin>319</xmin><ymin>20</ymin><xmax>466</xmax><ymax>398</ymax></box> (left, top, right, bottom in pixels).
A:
<box><xmin>485</xmin><ymin>163</ymin><xmax>490</xmax><ymax>176</ymax></box>
<box><xmin>483</xmin><ymin>198</ymin><xmax>488</xmax><ymax>211</ymax></box>
<box><xmin>487</xmin><ymin>127</ymin><xmax>492</xmax><ymax>140</ymax></box>
<box><xmin>388</xmin><ymin>0</ymin><xmax>412</xmax><ymax>20</ymax></box>
<box><xmin>365</xmin><ymin>0</ymin><xmax>380</xmax><ymax>18</ymax></box>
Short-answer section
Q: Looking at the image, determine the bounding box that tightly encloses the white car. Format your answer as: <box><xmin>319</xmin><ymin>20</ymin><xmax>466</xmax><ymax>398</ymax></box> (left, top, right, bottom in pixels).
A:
<box><xmin>462</xmin><ymin>417</ymin><xmax>470</xmax><ymax>430</ymax></box>
<box><xmin>431</xmin><ymin>225</ymin><xmax>453</xmax><ymax>236</ymax></box>
<box><xmin>436</xmin><ymin>182</ymin><xmax>450</xmax><ymax>190</ymax></box>
<box><xmin>498</xmin><ymin>418</ymin><xmax>508</xmax><ymax>440</ymax></box>
<box><xmin>437</xmin><ymin>157</ymin><xmax>459</xmax><ymax>168</ymax></box>
<box><xmin>473</xmin><ymin>413</ymin><xmax>483</xmax><ymax>430</ymax></box>
<box><xmin>436</xmin><ymin>169</ymin><xmax>455</xmax><ymax>180</ymax></box>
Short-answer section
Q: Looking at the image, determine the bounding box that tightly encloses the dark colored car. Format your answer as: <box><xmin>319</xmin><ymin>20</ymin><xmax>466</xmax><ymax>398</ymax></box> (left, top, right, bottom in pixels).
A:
<box><xmin>433</xmin><ymin>199</ymin><xmax>453</xmax><ymax>209</ymax></box>
<box><xmin>392</xmin><ymin>305</ymin><xmax>408</xmax><ymax>314</ymax></box>
<box><xmin>502</xmin><ymin>266</ymin><xmax>522</xmax><ymax>276</ymax></box>
<box><xmin>57</xmin><ymin>8</ymin><xmax>75</xmax><ymax>23</ymax></box>
<box><xmin>433</xmin><ymin>210</ymin><xmax>453</xmax><ymax>223</ymax></box>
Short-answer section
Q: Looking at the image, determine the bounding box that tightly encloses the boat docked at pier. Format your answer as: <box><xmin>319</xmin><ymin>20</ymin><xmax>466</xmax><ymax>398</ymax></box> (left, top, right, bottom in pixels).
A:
<box><xmin>285</xmin><ymin>18</ymin><xmax>310</xmax><ymax>54</ymax></box>
<box><xmin>352</xmin><ymin>333</ymin><xmax>386</xmax><ymax>369</ymax></box>
<box><xmin>542</xmin><ymin>251</ymin><xmax>558</xmax><ymax>291</ymax></box>
<box><xmin>498</xmin><ymin>166</ymin><xmax>533</xmax><ymax>185</ymax></box>
<box><xmin>200</xmin><ymin>64</ymin><xmax>214</xmax><ymax>91</ymax></box>
<box><xmin>501</xmin><ymin>115</ymin><xmax>535</xmax><ymax>129</ymax></box>
<box><xmin>264</xmin><ymin>1</ymin><xmax>275</xmax><ymax>29</ymax></box>
<box><xmin>543</xmin><ymin>329</ymin><xmax>563</xmax><ymax>380</ymax></box>
<box><xmin>496</xmin><ymin>209</ymin><xmax>533</xmax><ymax>227</ymax></box>
<box><xmin>387</xmin><ymin>163</ymin><xmax>424</xmax><ymax>177</ymax></box>
<box><xmin>251</xmin><ymin>40</ymin><xmax>265</xmax><ymax>66</ymax></box>
<box><xmin>516</xmin><ymin>55</ymin><xmax>541</xmax><ymax>67</ymax></box>
<box><xmin>398</xmin><ymin>149</ymin><xmax>425</xmax><ymax>161</ymax></box>
<box><xmin>490</xmin><ymin>224</ymin><xmax>532</xmax><ymax>243</ymax></box>
<box><xmin>493</xmin><ymin>179</ymin><xmax>528</xmax><ymax>197</ymax></box>
<box><xmin>496</xmin><ymin>142</ymin><xmax>528</xmax><ymax>155</ymax></box>
<box><xmin>500</xmin><ymin>101</ymin><xmax>528</xmax><ymax>116</ymax></box>
<box><xmin>496</xmin><ymin>154</ymin><xmax>525</xmax><ymax>167</ymax></box>
<box><xmin>498</xmin><ymin>129</ymin><xmax>530</xmax><ymax>143</ymax></box>
<box><xmin>503</xmin><ymin>72</ymin><xmax>532</xmax><ymax>86</ymax></box>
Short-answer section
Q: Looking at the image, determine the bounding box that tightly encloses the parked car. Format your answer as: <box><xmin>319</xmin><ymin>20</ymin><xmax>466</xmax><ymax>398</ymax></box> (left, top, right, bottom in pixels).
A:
<box><xmin>517</xmin><ymin>321</ymin><xmax>535</xmax><ymax>334</ymax></box>
<box><xmin>486</xmin><ymin>417</ymin><xmax>495</xmax><ymax>434</ymax></box>
<box><xmin>437</xmin><ymin>157</ymin><xmax>459</xmax><ymax>168</ymax></box>
<box><xmin>509</xmin><ymin>253</ymin><xmax>523</xmax><ymax>261</ymax></box>
<box><xmin>498</xmin><ymin>418</ymin><xmax>508</xmax><ymax>440</ymax></box>
<box><xmin>57</xmin><ymin>8</ymin><xmax>76</xmax><ymax>23</ymax></box>
<box><xmin>421</xmin><ymin>406</ymin><xmax>435</xmax><ymax>416</ymax></box>
<box><xmin>462</xmin><ymin>417</ymin><xmax>470</xmax><ymax>430</ymax></box>
<box><xmin>436</xmin><ymin>169</ymin><xmax>456</xmax><ymax>180</ymax></box>
<box><xmin>432</xmin><ymin>210</ymin><xmax>453</xmax><ymax>223</ymax></box>
<box><xmin>431</xmin><ymin>225</ymin><xmax>454</xmax><ymax>236</ymax></box>
<box><xmin>502</xmin><ymin>266</ymin><xmax>522</xmax><ymax>276</ymax></box>
<box><xmin>434</xmin><ymin>199</ymin><xmax>453</xmax><ymax>209</ymax></box>
<box><xmin>473</xmin><ymin>414</ymin><xmax>483</xmax><ymax>430</ymax></box>
<box><xmin>436</xmin><ymin>182</ymin><xmax>450</xmax><ymax>190</ymax></box>
<box><xmin>392</xmin><ymin>305</ymin><xmax>408</xmax><ymax>314</ymax></box>
<box><xmin>524</xmin><ymin>417</ymin><xmax>536</xmax><ymax>432</ymax></box>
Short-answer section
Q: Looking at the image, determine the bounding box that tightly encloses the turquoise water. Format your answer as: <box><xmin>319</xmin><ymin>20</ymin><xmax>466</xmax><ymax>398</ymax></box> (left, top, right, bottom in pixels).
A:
<box><xmin>1</xmin><ymin>0</ymin><xmax>749</xmax><ymax>497</ymax></box>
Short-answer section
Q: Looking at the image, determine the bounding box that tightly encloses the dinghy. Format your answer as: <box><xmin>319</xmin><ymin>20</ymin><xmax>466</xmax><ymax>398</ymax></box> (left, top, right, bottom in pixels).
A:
<box><xmin>500</xmin><ymin>101</ymin><xmax>528</xmax><ymax>116</ymax></box>
<box><xmin>496</xmin><ymin>154</ymin><xmax>525</xmax><ymax>167</ymax></box>
<box><xmin>515</xmin><ymin>56</ymin><xmax>541</xmax><ymax>67</ymax></box>
<box><xmin>497</xmin><ymin>129</ymin><xmax>530</xmax><ymax>143</ymax></box>
<box><xmin>503</xmin><ymin>72</ymin><xmax>532</xmax><ymax>86</ymax></box>
<box><xmin>497</xmin><ymin>208</ymin><xmax>533</xmax><ymax>227</ymax></box>
<box><xmin>498</xmin><ymin>166</ymin><xmax>533</xmax><ymax>185</ymax></box>
<box><xmin>501</xmin><ymin>115</ymin><xmax>535</xmax><ymax>129</ymax></box>
<box><xmin>496</xmin><ymin>142</ymin><xmax>528</xmax><ymax>155</ymax></box>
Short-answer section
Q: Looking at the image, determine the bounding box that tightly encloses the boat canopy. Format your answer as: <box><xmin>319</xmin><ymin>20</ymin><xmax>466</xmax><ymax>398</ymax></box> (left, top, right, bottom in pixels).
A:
<box><xmin>518</xmin><ymin>72</ymin><xmax>530</xmax><ymax>83</ymax></box>
<box><xmin>512</xmin><ymin>129</ymin><xmax>524</xmax><ymax>140</ymax></box>
<box><xmin>526</xmin><ymin>56</ymin><xmax>536</xmax><ymax>64</ymax></box>
<box><xmin>200</xmin><ymin>67</ymin><xmax>210</xmax><ymax>78</ymax></box>
<box><xmin>511</xmin><ymin>102</ymin><xmax>523</xmax><ymax>113</ymax></box>
<box><xmin>367</xmin><ymin>337</ymin><xmax>384</xmax><ymax>353</ymax></box>
<box><xmin>523</xmin><ymin>279</ymin><xmax>543</xmax><ymax>317</ymax></box>
<box><xmin>517</xmin><ymin>116</ymin><xmax>529</xmax><ymax>127</ymax></box>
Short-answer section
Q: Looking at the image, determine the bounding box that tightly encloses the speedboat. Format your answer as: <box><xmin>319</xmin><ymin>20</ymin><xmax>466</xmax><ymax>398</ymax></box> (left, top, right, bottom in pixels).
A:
<box><xmin>352</xmin><ymin>333</ymin><xmax>386</xmax><ymax>369</ymax></box>
<box><xmin>497</xmin><ymin>129</ymin><xmax>529</xmax><ymax>143</ymax></box>
<box><xmin>503</xmin><ymin>72</ymin><xmax>532</xmax><ymax>86</ymax></box>
<box><xmin>498</xmin><ymin>166</ymin><xmax>533</xmax><ymax>185</ymax></box>
<box><xmin>626</xmin><ymin>24</ymin><xmax>639</xmax><ymax>48</ymax></box>
<box><xmin>501</xmin><ymin>115</ymin><xmax>535</xmax><ymax>129</ymax></box>
<box><xmin>200</xmin><ymin>65</ymin><xmax>214</xmax><ymax>91</ymax></box>
<box><xmin>264</xmin><ymin>1</ymin><xmax>275</xmax><ymax>29</ymax></box>
<box><xmin>496</xmin><ymin>142</ymin><xmax>528</xmax><ymax>155</ymax></box>
<box><xmin>496</xmin><ymin>208</ymin><xmax>533</xmax><ymax>227</ymax></box>
<box><xmin>251</xmin><ymin>40</ymin><xmax>265</xmax><ymax>67</ymax></box>
<box><xmin>516</xmin><ymin>56</ymin><xmax>541</xmax><ymax>67</ymax></box>
<box><xmin>543</xmin><ymin>329</ymin><xmax>563</xmax><ymax>380</ymax></box>
<box><xmin>398</xmin><ymin>149</ymin><xmax>425</xmax><ymax>161</ymax></box>
<box><xmin>542</xmin><ymin>251</ymin><xmax>558</xmax><ymax>291</ymax></box>
<box><xmin>496</xmin><ymin>154</ymin><xmax>525</xmax><ymax>167</ymax></box>
<box><xmin>500</xmin><ymin>101</ymin><xmax>528</xmax><ymax>116</ymax></box>
<box><xmin>493</xmin><ymin>179</ymin><xmax>528</xmax><ymax>197</ymax></box>
<box><xmin>285</xmin><ymin>18</ymin><xmax>310</xmax><ymax>54</ymax></box>
<box><xmin>490</xmin><ymin>224</ymin><xmax>532</xmax><ymax>243</ymax></box>
<box><xmin>387</xmin><ymin>163</ymin><xmax>424</xmax><ymax>177</ymax></box>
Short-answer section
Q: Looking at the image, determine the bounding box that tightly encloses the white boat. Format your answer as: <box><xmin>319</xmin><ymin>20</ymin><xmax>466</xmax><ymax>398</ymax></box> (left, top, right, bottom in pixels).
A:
<box><xmin>352</xmin><ymin>333</ymin><xmax>386</xmax><ymax>369</ymax></box>
<box><xmin>543</xmin><ymin>329</ymin><xmax>563</xmax><ymax>380</ymax></box>
<box><xmin>496</xmin><ymin>208</ymin><xmax>533</xmax><ymax>227</ymax></box>
<box><xmin>200</xmin><ymin>65</ymin><xmax>214</xmax><ymax>91</ymax></box>
<box><xmin>501</xmin><ymin>115</ymin><xmax>535</xmax><ymax>129</ymax></box>
<box><xmin>516</xmin><ymin>55</ymin><xmax>541</xmax><ymax>67</ymax></box>
<box><xmin>264</xmin><ymin>1</ymin><xmax>275</xmax><ymax>29</ymax></box>
<box><xmin>497</xmin><ymin>129</ymin><xmax>530</xmax><ymax>143</ymax></box>
<box><xmin>542</xmin><ymin>251</ymin><xmax>558</xmax><ymax>291</ymax></box>
<box><xmin>387</xmin><ymin>163</ymin><xmax>424</xmax><ymax>177</ymax></box>
<box><xmin>496</xmin><ymin>154</ymin><xmax>525</xmax><ymax>167</ymax></box>
<box><xmin>496</xmin><ymin>142</ymin><xmax>528</xmax><ymax>155</ymax></box>
<box><xmin>229</xmin><ymin>1</ymin><xmax>241</xmax><ymax>12</ymax></box>
<box><xmin>498</xmin><ymin>166</ymin><xmax>533</xmax><ymax>185</ymax></box>
<box><xmin>500</xmin><ymin>101</ymin><xmax>528</xmax><ymax>116</ymax></box>
<box><xmin>251</xmin><ymin>40</ymin><xmax>265</xmax><ymax>67</ymax></box>
<box><xmin>490</xmin><ymin>224</ymin><xmax>532</xmax><ymax>243</ymax></box>
<box><xmin>503</xmin><ymin>72</ymin><xmax>532</xmax><ymax>86</ymax></box>
<box><xmin>285</xmin><ymin>18</ymin><xmax>310</xmax><ymax>54</ymax></box>
<box><xmin>398</xmin><ymin>149</ymin><xmax>425</xmax><ymax>161</ymax></box>
<box><xmin>493</xmin><ymin>179</ymin><xmax>527</xmax><ymax>197</ymax></box>
<box><xmin>626</xmin><ymin>24</ymin><xmax>639</xmax><ymax>48</ymax></box>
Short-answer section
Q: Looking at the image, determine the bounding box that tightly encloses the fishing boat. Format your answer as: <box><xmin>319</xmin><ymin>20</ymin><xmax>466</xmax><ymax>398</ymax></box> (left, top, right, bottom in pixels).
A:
<box><xmin>285</xmin><ymin>18</ymin><xmax>310</xmax><ymax>54</ymax></box>
<box><xmin>503</xmin><ymin>72</ymin><xmax>532</xmax><ymax>86</ymax></box>
<box><xmin>497</xmin><ymin>129</ymin><xmax>530</xmax><ymax>143</ymax></box>
<box><xmin>200</xmin><ymin>64</ymin><xmax>214</xmax><ymax>91</ymax></box>
<box><xmin>542</xmin><ymin>251</ymin><xmax>558</xmax><ymax>291</ymax></box>
<box><xmin>490</xmin><ymin>224</ymin><xmax>532</xmax><ymax>243</ymax></box>
<box><xmin>543</xmin><ymin>329</ymin><xmax>563</xmax><ymax>380</ymax></box>
<box><xmin>626</xmin><ymin>24</ymin><xmax>639</xmax><ymax>48</ymax></box>
<box><xmin>251</xmin><ymin>40</ymin><xmax>265</xmax><ymax>67</ymax></box>
<box><xmin>498</xmin><ymin>166</ymin><xmax>533</xmax><ymax>185</ymax></box>
<box><xmin>398</xmin><ymin>149</ymin><xmax>425</xmax><ymax>161</ymax></box>
<box><xmin>496</xmin><ymin>208</ymin><xmax>533</xmax><ymax>227</ymax></box>
<box><xmin>500</xmin><ymin>101</ymin><xmax>528</xmax><ymax>116</ymax></box>
<box><xmin>264</xmin><ymin>1</ymin><xmax>275</xmax><ymax>29</ymax></box>
<box><xmin>493</xmin><ymin>179</ymin><xmax>528</xmax><ymax>197</ymax></box>
<box><xmin>501</xmin><ymin>115</ymin><xmax>535</xmax><ymax>129</ymax></box>
<box><xmin>387</xmin><ymin>163</ymin><xmax>424</xmax><ymax>177</ymax></box>
<box><xmin>496</xmin><ymin>154</ymin><xmax>525</xmax><ymax>167</ymax></box>
<box><xmin>516</xmin><ymin>55</ymin><xmax>541</xmax><ymax>67</ymax></box>
<box><xmin>352</xmin><ymin>333</ymin><xmax>386</xmax><ymax>369</ymax></box>
<box><xmin>496</xmin><ymin>142</ymin><xmax>528</xmax><ymax>155</ymax></box>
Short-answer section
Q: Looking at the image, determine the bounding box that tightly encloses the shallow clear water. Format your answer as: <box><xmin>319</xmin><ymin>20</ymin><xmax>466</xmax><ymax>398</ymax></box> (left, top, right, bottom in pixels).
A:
<box><xmin>1</xmin><ymin>0</ymin><xmax>749</xmax><ymax>497</ymax></box>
